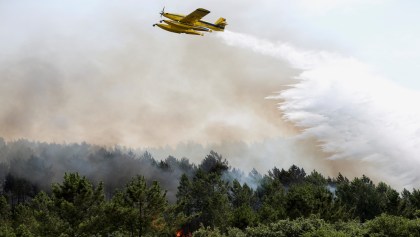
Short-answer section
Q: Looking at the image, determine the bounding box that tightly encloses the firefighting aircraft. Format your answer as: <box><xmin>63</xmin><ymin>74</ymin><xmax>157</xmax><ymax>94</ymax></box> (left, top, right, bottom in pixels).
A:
<box><xmin>153</xmin><ymin>7</ymin><xmax>227</xmax><ymax>36</ymax></box>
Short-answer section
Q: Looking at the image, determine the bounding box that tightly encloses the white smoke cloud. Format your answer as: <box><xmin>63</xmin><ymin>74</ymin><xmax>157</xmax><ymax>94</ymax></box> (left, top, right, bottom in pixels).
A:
<box><xmin>216</xmin><ymin>31</ymin><xmax>420</xmax><ymax>188</ymax></box>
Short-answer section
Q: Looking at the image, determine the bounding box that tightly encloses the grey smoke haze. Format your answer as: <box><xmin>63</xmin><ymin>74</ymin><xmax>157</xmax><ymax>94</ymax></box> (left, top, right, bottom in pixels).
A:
<box><xmin>0</xmin><ymin>0</ymin><xmax>309</xmax><ymax>177</ymax></box>
<box><xmin>0</xmin><ymin>1</ymin><xmax>297</xmax><ymax>147</ymax></box>
<box><xmin>1</xmin><ymin>0</ymin><xmax>418</xmax><ymax>190</ymax></box>
<box><xmin>0</xmin><ymin>137</ymin><xmax>369</xmax><ymax>202</ymax></box>
<box><xmin>0</xmin><ymin>138</ymin><xmax>193</xmax><ymax>201</ymax></box>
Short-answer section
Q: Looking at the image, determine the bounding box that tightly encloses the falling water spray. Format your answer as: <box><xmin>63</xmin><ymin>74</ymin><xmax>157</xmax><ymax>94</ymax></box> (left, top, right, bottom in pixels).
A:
<box><xmin>215</xmin><ymin>30</ymin><xmax>420</xmax><ymax>189</ymax></box>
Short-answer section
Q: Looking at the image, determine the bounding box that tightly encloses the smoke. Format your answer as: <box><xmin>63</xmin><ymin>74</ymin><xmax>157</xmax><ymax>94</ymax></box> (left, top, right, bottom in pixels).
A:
<box><xmin>2</xmin><ymin>1</ymin><xmax>419</xmax><ymax>190</ymax></box>
<box><xmin>0</xmin><ymin>1</ymin><xmax>297</xmax><ymax>148</ymax></box>
<box><xmin>0</xmin><ymin>138</ymin><xmax>200</xmax><ymax>201</ymax></box>
<box><xmin>0</xmin><ymin>1</ymin><xmax>324</xmax><ymax>196</ymax></box>
<box><xmin>216</xmin><ymin>31</ymin><xmax>420</xmax><ymax>188</ymax></box>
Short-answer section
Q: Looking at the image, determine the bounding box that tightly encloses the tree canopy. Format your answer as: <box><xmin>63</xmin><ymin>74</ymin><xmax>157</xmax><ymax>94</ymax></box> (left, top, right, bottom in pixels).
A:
<box><xmin>1</xmin><ymin>148</ymin><xmax>419</xmax><ymax>236</ymax></box>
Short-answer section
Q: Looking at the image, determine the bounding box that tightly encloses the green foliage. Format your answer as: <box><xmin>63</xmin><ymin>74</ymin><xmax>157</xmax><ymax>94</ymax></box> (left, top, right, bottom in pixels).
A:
<box><xmin>0</xmin><ymin>225</ymin><xmax>16</xmax><ymax>237</ymax></box>
<box><xmin>0</xmin><ymin>195</ymin><xmax>11</xmax><ymax>224</ymax></box>
<box><xmin>364</xmin><ymin>214</ymin><xmax>420</xmax><ymax>237</ymax></box>
<box><xmin>226</xmin><ymin>227</ymin><xmax>246</xmax><ymax>237</ymax></box>
<box><xmin>160</xmin><ymin>205</ymin><xmax>190</xmax><ymax>236</ymax></box>
<box><xmin>286</xmin><ymin>184</ymin><xmax>316</xmax><ymax>218</ymax></box>
<box><xmin>302</xmin><ymin>228</ymin><xmax>348</xmax><ymax>237</ymax></box>
<box><xmin>230</xmin><ymin>180</ymin><xmax>253</xmax><ymax>209</ymax></box>
<box><xmin>268</xmin><ymin>165</ymin><xmax>306</xmax><ymax>187</ymax></box>
<box><xmin>14</xmin><ymin>224</ymin><xmax>34</xmax><ymax>237</ymax></box>
<box><xmin>51</xmin><ymin>172</ymin><xmax>106</xmax><ymax>236</ymax></box>
<box><xmin>118</xmin><ymin>175</ymin><xmax>168</xmax><ymax>236</ymax></box>
<box><xmin>1</xmin><ymin>152</ymin><xmax>420</xmax><ymax>236</ymax></box>
<box><xmin>336</xmin><ymin>175</ymin><xmax>382</xmax><ymax>221</ymax></box>
<box><xmin>231</xmin><ymin>205</ymin><xmax>256</xmax><ymax>230</ymax></box>
<box><xmin>229</xmin><ymin>180</ymin><xmax>257</xmax><ymax>229</ymax></box>
<box><xmin>30</xmin><ymin>191</ymin><xmax>66</xmax><ymax>236</ymax></box>
<box><xmin>305</xmin><ymin>170</ymin><xmax>327</xmax><ymax>186</ymax></box>
<box><xmin>188</xmin><ymin>226</ymin><xmax>251</xmax><ymax>237</ymax></box>
<box><xmin>193</xmin><ymin>225</ymin><xmax>225</xmax><ymax>237</ymax></box>
<box><xmin>178</xmin><ymin>156</ymin><xmax>232</xmax><ymax>232</ymax></box>
<box><xmin>176</xmin><ymin>174</ymin><xmax>193</xmax><ymax>216</ymax></box>
<box><xmin>399</xmin><ymin>188</ymin><xmax>420</xmax><ymax>218</ymax></box>
<box><xmin>256</xmin><ymin>177</ymin><xmax>286</xmax><ymax>223</ymax></box>
<box><xmin>11</xmin><ymin>205</ymin><xmax>37</xmax><ymax>235</ymax></box>
<box><xmin>245</xmin><ymin>216</ymin><xmax>328</xmax><ymax>237</ymax></box>
<box><xmin>376</xmin><ymin>182</ymin><xmax>400</xmax><ymax>215</ymax></box>
<box><xmin>199</xmin><ymin>151</ymin><xmax>229</xmax><ymax>175</ymax></box>
<box><xmin>333</xmin><ymin>220</ymin><xmax>366</xmax><ymax>237</ymax></box>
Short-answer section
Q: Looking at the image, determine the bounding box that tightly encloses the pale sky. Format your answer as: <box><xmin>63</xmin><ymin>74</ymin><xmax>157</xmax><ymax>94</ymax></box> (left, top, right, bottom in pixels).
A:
<box><xmin>289</xmin><ymin>0</ymin><xmax>420</xmax><ymax>90</ymax></box>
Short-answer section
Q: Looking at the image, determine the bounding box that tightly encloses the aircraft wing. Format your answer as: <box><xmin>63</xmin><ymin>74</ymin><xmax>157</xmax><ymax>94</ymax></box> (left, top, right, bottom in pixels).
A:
<box><xmin>180</xmin><ymin>8</ymin><xmax>210</xmax><ymax>24</ymax></box>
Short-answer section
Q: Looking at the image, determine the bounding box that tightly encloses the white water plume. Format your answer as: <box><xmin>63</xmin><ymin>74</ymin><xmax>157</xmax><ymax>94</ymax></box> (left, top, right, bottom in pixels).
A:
<box><xmin>216</xmin><ymin>30</ymin><xmax>340</xmax><ymax>70</ymax></box>
<box><xmin>216</xmin><ymin>31</ymin><xmax>420</xmax><ymax>188</ymax></box>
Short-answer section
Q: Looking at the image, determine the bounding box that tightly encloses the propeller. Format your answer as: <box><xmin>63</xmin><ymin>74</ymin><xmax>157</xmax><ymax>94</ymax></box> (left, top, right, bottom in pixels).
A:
<box><xmin>160</xmin><ymin>7</ymin><xmax>165</xmax><ymax>18</ymax></box>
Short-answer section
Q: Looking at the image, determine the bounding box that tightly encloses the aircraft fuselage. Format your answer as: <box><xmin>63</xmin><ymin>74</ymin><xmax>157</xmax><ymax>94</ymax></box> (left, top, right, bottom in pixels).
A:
<box><xmin>162</xmin><ymin>20</ymin><xmax>212</xmax><ymax>32</ymax></box>
<box><xmin>162</xmin><ymin>13</ymin><xmax>225</xmax><ymax>32</ymax></box>
<box><xmin>153</xmin><ymin>23</ymin><xmax>203</xmax><ymax>36</ymax></box>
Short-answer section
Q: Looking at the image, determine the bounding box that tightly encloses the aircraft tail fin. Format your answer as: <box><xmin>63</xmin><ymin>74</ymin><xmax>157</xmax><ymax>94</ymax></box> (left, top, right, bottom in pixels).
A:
<box><xmin>215</xmin><ymin>17</ymin><xmax>227</xmax><ymax>29</ymax></box>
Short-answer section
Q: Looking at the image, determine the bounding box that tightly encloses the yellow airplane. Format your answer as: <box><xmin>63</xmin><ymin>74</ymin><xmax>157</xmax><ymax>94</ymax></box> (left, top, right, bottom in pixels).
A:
<box><xmin>153</xmin><ymin>7</ymin><xmax>227</xmax><ymax>36</ymax></box>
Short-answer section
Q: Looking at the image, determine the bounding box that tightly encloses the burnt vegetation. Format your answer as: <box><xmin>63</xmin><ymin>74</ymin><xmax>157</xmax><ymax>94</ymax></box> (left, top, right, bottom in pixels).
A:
<box><xmin>0</xmin><ymin>138</ymin><xmax>419</xmax><ymax>236</ymax></box>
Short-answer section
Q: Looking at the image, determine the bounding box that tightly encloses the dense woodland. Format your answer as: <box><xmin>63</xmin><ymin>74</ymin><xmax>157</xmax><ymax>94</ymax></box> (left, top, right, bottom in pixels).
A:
<box><xmin>0</xmin><ymin>138</ymin><xmax>420</xmax><ymax>236</ymax></box>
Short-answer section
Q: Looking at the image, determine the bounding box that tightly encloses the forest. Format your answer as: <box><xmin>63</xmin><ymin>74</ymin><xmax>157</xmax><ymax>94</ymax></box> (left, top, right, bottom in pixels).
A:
<box><xmin>0</xmin><ymin>138</ymin><xmax>419</xmax><ymax>236</ymax></box>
